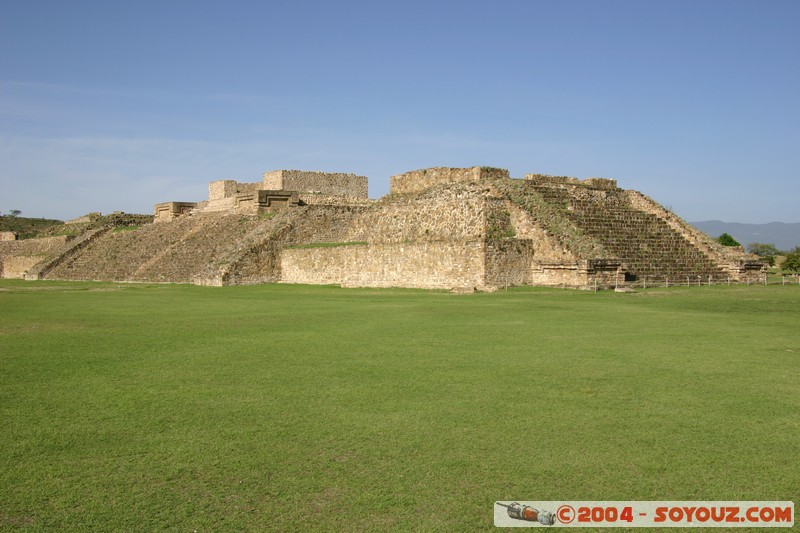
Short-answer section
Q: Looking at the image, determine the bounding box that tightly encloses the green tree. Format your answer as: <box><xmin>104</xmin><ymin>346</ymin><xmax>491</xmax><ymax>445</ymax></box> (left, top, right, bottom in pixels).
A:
<box><xmin>9</xmin><ymin>209</ymin><xmax>21</xmax><ymax>217</ymax></box>
<box><xmin>782</xmin><ymin>247</ymin><xmax>800</xmax><ymax>273</ymax></box>
<box><xmin>716</xmin><ymin>233</ymin><xmax>741</xmax><ymax>247</ymax></box>
<box><xmin>747</xmin><ymin>242</ymin><xmax>779</xmax><ymax>266</ymax></box>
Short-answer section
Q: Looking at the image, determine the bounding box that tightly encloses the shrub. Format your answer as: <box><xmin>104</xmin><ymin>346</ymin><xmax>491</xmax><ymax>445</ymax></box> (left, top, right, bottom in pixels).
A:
<box><xmin>716</xmin><ymin>233</ymin><xmax>741</xmax><ymax>247</ymax></box>
<box><xmin>747</xmin><ymin>242</ymin><xmax>779</xmax><ymax>266</ymax></box>
<box><xmin>782</xmin><ymin>248</ymin><xmax>800</xmax><ymax>273</ymax></box>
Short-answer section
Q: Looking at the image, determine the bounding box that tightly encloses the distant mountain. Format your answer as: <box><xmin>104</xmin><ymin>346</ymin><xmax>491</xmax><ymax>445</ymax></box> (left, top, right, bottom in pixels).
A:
<box><xmin>690</xmin><ymin>221</ymin><xmax>800</xmax><ymax>251</ymax></box>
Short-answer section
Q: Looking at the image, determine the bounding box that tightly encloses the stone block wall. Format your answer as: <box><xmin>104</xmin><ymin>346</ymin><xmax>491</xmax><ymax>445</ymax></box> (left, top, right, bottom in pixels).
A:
<box><xmin>484</xmin><ymin>239</ymin><xmax>534</xmax><ymax>287</ymax></box>
<box><xmin>263</xmin><ymin>170</ymin><xmax>368</xmax><ymax>198</ymax></box>
<box><xmin>219</xmin><ymin>240</ymin><xmax>283</xmax><ymax>286</ymax></box>
<box><xmin>154</xmin><ymin>202</ymin><xmax>197</xmax><ymax>222</ymax></box>
<box><xmin>205</xmin><ymin>181</ymin><xmax>261</xmax><ymax>212</ymax></box>
<box><xmin>102</xmin><ymin>213</ymin><xmax>155</xmax><ymax>227</ymax></box>
<box><xmin>281</xmin><ymin>205</ymin><xmax>368</xmax><ymax>245</ymax></box>
<box><xmin>524</xmin><ymin>174</ymin><xmax>582</xmax><ymax>186</ymax></box>
<box><xmin>280</xmin><ymin>241</ymin><xmax>486</xmax><ymax>290</ymax></box>
<box><xmin>390</xmin><ymin>167</ymin><xmax>509</xmax><ymax>195</ymax></box>
<box><xmin>584</xmin><ymin>178</ymin><xmax>618</xmax><ymax>189</ymax></box>
<box><xmin>505</xmin><ymin>202</ymin><xmax>576</xmax><ymax>263</ymax></box>
<box><xmin>65</xmin><ymin>214</ymin><xmax>96</xmax><ymax>224</ymax></box>
<box><xmin>3</xmin><ymin>256</ymin><xmax>43</xmax><ymax>278</ymax></box>
<box><xmin>0</xmin><ymin>235</ymin><xmax>70</xmax><ymax>278</ymax></box>
<box><xmin>209</xmin><ymin>180</ymin><xmax>235</xmax><ymax>200</ymax></box>
<box><xmin>346</xmin><ymin>185</ymin><xmax>490</xmax><ymax>244</ymax></box>
<box><xmin>530</xmin><ymin>261</ymin><xmax>622</xmax><ymax>289</ymax></box>
<box><xmin>233</xmin><ymin>190</ymin><xmax>299</xmax><ymax>215</ymax></box>
<box><xmin>501</xmin><ymin>180</ymin><xmax>607</xmax><ymax>259</ymax></box>
<box><xmin>524</xmin><ymin>174</ymin><xmax>618</xmax><ymax>190</ymax></box>
<box><xmin>298</xmin><ymin>194</ymin><xmax>374</xmax><ymax>207</ymax></box>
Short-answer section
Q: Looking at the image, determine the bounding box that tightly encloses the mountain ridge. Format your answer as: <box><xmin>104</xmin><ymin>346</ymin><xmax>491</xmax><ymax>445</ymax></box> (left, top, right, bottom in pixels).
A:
<box><xmin>690</xmin><ymin>220</ymin><xmax>800</xmax><ymax>251</ymax></box>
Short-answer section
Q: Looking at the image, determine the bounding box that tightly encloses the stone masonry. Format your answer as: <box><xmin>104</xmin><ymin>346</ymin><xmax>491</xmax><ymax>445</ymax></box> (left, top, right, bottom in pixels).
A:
<box><xmin>263</xmin><ymin>170</ymin><xmax>368</xmax><ymax>198</ymax></box>
<box><xmin>0</xmin><ymin>235</ymin><xmax>69</xmax><ymax>279</ymax></box>
<box><xmin>154</xmin><ymin>202</ymin><xmax>198</xmax><ymax>222</ymax></box>
<box><xmin>2</xmin><ymin>165</ymin><xmax>766</xmax><ymax>290</ymax></box>
<box><xmin>390</xmin><ymin>166</ymin><xmax>509</xmax><ymax>195</ymax></box>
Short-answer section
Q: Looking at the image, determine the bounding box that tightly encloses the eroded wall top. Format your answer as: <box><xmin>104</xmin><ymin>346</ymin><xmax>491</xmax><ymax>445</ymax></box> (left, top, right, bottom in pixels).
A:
<box><xmin>209</xmin><ymin>180</ymin><xmax>261</xmax><ymax>201</ymax></box>
<box><xmin>524</xmin><ymin>174</ymin><xmax>618</xmax><ymax>189</ymax></box>
<box><xmin>390</xmin><ymin>166</ymin><xmax>509</xmax><ymax>195</ymax></box>
<box><xmin>263</xmin><ymin>170</ymin><xmax>368</xmax><ymax>198</ymax></box>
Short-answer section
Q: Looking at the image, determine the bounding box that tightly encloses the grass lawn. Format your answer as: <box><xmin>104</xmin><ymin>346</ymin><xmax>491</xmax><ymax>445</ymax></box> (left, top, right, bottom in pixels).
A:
<box><xmin>1</xmin><ymin>281</ymin><xmax>798</xmax><ymax>531</ymax></box>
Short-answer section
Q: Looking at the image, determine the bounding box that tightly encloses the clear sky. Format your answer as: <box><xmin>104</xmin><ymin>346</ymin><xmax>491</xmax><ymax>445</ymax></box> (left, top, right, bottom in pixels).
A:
<box><xmin>1</xmin><ymin>0</ymin><xmax>798</xmax><ymax>223</ymax></box>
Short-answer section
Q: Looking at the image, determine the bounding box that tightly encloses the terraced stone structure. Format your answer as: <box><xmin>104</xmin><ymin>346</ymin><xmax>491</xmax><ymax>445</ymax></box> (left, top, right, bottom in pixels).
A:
<box><xmin>0</xmin><ymin>166</ymin><xmax>765</xmax><ymax>289</ymax></box>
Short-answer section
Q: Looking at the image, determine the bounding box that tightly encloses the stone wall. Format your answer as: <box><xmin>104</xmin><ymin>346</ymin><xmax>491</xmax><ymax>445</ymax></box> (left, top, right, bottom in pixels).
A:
<box><xmin>500</xmin><ymin>180</ymin><xmax>607</xmax><ymax>259</ymax></box>
<box><xmin>484</xmin><ymin>239</ymin><xmax>534</xmax><ymax>288</ymax></box>
<box><xmin>65</xmin><ymin>214</ymin><xmax>95</xmax><ymax>224</ymax></box>
<box><xmin>40</xmin><ymin>206</ymin><xmax>364</xmax><ymax>286</ymax></box>
<box><xmin>280</xmin><ymin>241</ymin><xmax>486</xmax><ymax>290</ymax></box>
<box><xmin>505</xmin><ymin>202</ymin><xmax>576</xmax><ymax>263</ymax></box>
<box><xmin>346</xmin><ymin>185</ymin><xmax>489</xmax><ymax>243</ymax></box>
<box><xmin>233</xmin><ymin>190</ymin><xmax>299</xmax><ymax>215</ymax></box>
<box><xmin>154</xmin><ymin>202</ymin><xmax>198</xmax><ymax>222</ymax></box>
<box><xmin>196</xmin><ymin>206</ymin><xmax>370</xmax><ymax>286</ymax></box>
<box><xmin>3</xmin><ymin>256</ymin><xmax>43</xmax><ymax>278</ymax></box>
<box><xmin>41</xmin><ymin>215</ymin><xmax>260</xmax><ymax>283</ymax></box>
<box><xmin>0</xmin><ymin>235</ymin><xmax>70</xmax><ymax>278</ymax></box>
<box><xmin>219</xmin><ymin>240</ymin><xmax>283</xmax><ymax>286</ymax></box>
<box><xmin>208</xmin><ymin>180</ymin><xmax>260</xmax><ymax>200</ymax></box>
<box><xmin>101</xmin><ymin>213</ymin><xmax>155</xmax><ymax>227</ymax></box>
<box><xmin>390</xmin><ymin>166</ymin><xmax>509</xmax><ymax>195</ymax></box>
<box><xmin>299</xmin><ymin>194</ymin><xmax>374</xmax><ymax>207</ymax></box>
<box><xmin>530</xmin><ymin>261</ymin><xmax>622</xmax><ymax>289</ymax></box>
<box><xmin>204</xmin><ymin>180</ymin><xmax>261</xmax><ymax>212</ymax></box>
<box><xmin>1</xmin><ymin>231</ymin><xmax>17</xmax><ymax>241</ymax></box>
<box><xmin>281</xmin><ymin>205</ymin><xmax>368</xmax><ymax>245</ymax></box>
<box><xmin>524</xmin><ymin>174</ymin><xmax>618</xmax><ymax>190</ymax></box>
<box><xmin>263</xmin><ymin>170</ymin><xmax>368</xmax><ymax>198</ymax></box>
<box><xmin>26</xmin><ymin>229</ymin><xmax>111</xmax><ymax>280</ymax></box>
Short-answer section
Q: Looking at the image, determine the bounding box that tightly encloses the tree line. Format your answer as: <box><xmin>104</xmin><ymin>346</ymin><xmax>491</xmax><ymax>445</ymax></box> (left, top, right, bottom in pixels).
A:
<box><xmin>716</xmin><ymin>233</ymin><xmax>800</xmax><ymax>273</ymax></box>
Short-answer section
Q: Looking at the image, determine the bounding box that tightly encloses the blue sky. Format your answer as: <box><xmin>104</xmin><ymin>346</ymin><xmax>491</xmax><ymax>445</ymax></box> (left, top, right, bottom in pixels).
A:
<box><xmin>1</xmin><ymin>0</ymin><xmax>798</xmax><ymax>222</ymax></box>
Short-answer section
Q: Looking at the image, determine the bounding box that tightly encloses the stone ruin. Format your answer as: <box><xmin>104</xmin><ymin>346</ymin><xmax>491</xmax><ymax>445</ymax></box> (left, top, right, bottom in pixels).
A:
<box><xmin>153</xmin><ymin>170</ymin><xmax>369</xmax><ymax>222</ymax></box>
<box><xmin>0</xmin><ymin>166</ymin><xmax>766</xmax><ymax>290</ymax></box>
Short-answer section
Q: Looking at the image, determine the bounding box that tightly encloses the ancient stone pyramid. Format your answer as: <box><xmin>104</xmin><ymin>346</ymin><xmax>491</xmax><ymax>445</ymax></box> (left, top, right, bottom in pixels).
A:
<box><xmin>1</xmin><ymin>167</ymin><xmax>764</xmax><ymax>290</ymax></box>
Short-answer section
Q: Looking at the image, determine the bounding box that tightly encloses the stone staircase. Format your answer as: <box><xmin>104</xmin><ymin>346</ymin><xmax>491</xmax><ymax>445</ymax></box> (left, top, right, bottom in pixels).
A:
<box><xmin>522</xmin><ymin>183</ymin><xmax>728</xmax><ymax>281</ymax></box>
<box><xmin>44</xmin><ymin>214</ymin><xmax>262</xmax><ymax>283</ymax></box>
<box><xmin>41</xmin><ymin>205</ymin><xmax>366</xmax><ymax>285</ymax></box>
<box><xmin>26</xmin><ymin>228</ymin><xmax>112</xmax><ymax>280</ymax></box>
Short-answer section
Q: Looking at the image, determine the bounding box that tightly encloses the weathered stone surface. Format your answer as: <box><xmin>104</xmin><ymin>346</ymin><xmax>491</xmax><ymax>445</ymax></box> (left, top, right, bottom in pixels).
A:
<box><xmin>5</xmin><ymin>165</ymin><xmax>766</xmax><ymax>290</ymax></box>
<box><xmin>281</xmin><ymin>241</ymin><xmax>486</xmax><ymax>290</ymax></box>
<box><xmin>263</xmin><ymin>170</ymin><xmax>368</xmax><ymax>198</ymax></box>
<box><xmin>154</xmin><ymin>202</ymin><xmax>197</xmax><ymax>222</ymax></box>
<box><xmin>0</xmin><ymin>235</ymin><xmax>70</xmax><ymax>278</ymax></box>
<box><xmin>390</xmin><ymin>166</ymin><xmax>508</xmax><ymax>195</ymax></box>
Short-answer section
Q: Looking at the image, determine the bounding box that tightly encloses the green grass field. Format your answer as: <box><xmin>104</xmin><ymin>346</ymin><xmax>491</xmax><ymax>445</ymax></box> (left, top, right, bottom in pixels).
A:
<box><xmin>1</xmin><ymin>281</ymin><xmax>798</xmax><ymax>531</ymax></box>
